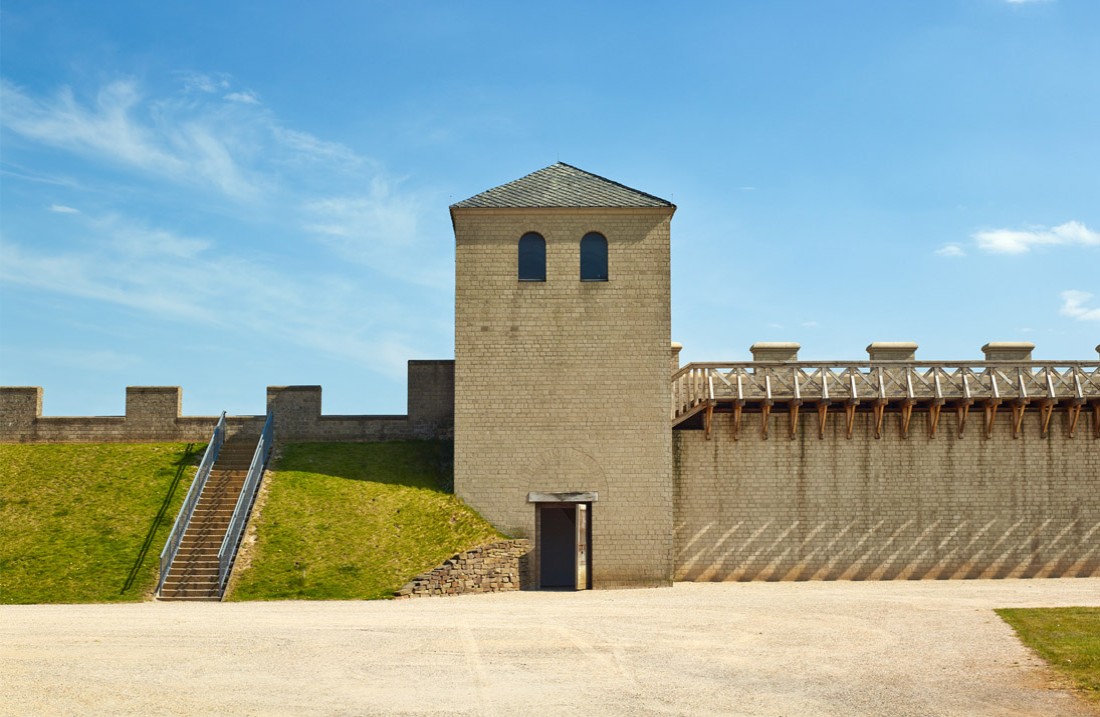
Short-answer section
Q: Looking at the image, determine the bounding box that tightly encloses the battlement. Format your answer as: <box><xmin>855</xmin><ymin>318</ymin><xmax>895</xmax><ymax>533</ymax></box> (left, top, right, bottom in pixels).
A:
<box><xmin>0</xmin><ymin>360</ymin><xmax>454</xmax><ymax>444</ymax></box>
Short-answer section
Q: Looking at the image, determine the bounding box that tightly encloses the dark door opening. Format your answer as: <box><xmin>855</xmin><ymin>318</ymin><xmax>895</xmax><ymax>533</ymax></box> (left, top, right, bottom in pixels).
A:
<box><xmin>537</xmin><ymin>503</ymin><xmax>591</xmax><ymax>590</ymax></box>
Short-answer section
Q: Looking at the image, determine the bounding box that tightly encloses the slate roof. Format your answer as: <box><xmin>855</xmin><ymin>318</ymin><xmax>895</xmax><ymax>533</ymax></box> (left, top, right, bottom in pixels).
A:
<box><xmin>451</xmin><ymin>162</ymin><xmax>674</xmax><ymax>209</ymax></box>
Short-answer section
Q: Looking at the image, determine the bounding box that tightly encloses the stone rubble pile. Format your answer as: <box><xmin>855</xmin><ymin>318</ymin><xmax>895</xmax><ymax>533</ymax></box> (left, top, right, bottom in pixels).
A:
<box><xmin>396</xmin><ymin>539</ymin><xmax>531</xmax><ymax>598</ymax></box>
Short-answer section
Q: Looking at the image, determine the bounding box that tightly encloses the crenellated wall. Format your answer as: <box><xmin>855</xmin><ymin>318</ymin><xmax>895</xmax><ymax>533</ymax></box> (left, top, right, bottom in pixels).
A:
<box><xmin>0</xmin><ymin>360</ymin><xmax>454</xmax><ymax>444</ymax></box>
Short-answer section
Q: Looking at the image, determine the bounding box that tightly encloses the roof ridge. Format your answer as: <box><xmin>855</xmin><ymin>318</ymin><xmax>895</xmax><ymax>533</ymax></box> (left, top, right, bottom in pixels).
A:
<box><xmin>551</xmin><ymin>162</ymin><xmax>674</xmax><ymax>208</ymax></box>
<box><xmin>450</xmin><ymin>163</ymin><xmax>674</xmax><ymax>210</ymax></box>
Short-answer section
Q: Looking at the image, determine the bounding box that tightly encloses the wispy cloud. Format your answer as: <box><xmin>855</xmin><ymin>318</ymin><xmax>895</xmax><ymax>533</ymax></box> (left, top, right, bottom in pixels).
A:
<box><xmin>1005</xmin><ymin>0</ymin><xmax>1053</xmax><ymax>4</ymax></box>
<box><xmin>1</xmin><ymin>78</ymin><xmax>259</xmax><ymax>199</ymax></box>
<box><xmin>302</xmin><ymin>179</ymin><xmax>450</xmax><ymax>286</ymax></box>
<box><xmin>224</xmin><ymin>90</ymin><xmax>260</xmax><ymax>105</ymax></box>
<box><xmin>935</xmin><ymin>243</ymin><xmax>965</xmax><ymax>257</ymax></box>
<box><xmin>177</xmin><ymin>71</ymin><xmax>230</xmax><ymax>94</ymax></box>
<box><xmin>2</xmin><ymin>73</ymin><xmax>448</xmax><ymax>367</ymax></box>
<box><xmin>973</xmin><ymin>221</ymin><xmax>1099</xmax><ymax>254</ymax></box>
<box><xmin>0</xmin><ymin>211</ymin><xmax>427</xmax><ymax>376</ymax></box>
<box><xmin>1060</xmin><ymin>290</ymin><xmax>1100</xmax><ymax>322</ymax></box>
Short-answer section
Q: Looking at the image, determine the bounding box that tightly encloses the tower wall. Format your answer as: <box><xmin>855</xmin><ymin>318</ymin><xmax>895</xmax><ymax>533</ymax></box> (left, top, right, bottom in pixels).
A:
<box><xmin>453</xmin><ymin>207</ymin><xmax>674</xmax><ymax>587</ymax></box>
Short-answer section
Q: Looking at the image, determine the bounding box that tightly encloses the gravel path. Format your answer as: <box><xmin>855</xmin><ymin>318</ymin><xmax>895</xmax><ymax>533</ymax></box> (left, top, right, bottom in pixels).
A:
<box><xmin>3</xmin><ymin>579</ymin><xmax>1098</xmax><ymax>716</ymax></box>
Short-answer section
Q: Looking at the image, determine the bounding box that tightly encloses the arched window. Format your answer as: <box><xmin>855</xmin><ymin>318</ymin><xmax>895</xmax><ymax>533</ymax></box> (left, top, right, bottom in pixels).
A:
<box><xmin>580</xmin><ymin>232</ymin><xmax>608</xmax><ymax>281</ymax></box>
<box><xmin>518</xmin><ymin>232</ymin><xmax>546</xmax><ymax>281</ymax></box>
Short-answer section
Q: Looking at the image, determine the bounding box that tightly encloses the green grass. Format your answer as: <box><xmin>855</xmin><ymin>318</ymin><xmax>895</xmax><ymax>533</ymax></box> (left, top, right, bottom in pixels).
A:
<box><xmin>0</xmin><ymin>443</ymin><xmax>199</xmax><ymax>604</ymax></box>
<box><xmin>997</xmin><ymin>607</ymin><xmax>1100</xmax><ymax>705</ymax></box>
<box><xmin>228</xmin><ymin>441</ymin><xmax>502</xmax><ymax>601</ymax></box>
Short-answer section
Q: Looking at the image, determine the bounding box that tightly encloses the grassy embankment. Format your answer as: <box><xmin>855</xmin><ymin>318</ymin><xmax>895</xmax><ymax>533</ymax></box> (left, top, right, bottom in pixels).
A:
<box><xmin>0</xmin><ymin>443</ymin><xmax>198</xmax><ymax>604</ymax></box>
<box><xmin>997</xmin><ymin>607</ymin><xmax>1100</xmax><ymax>706</ymax></box>
<box><xmin>229</xmin><ymin>441</ymin><xmax>502</xmax><ymax>600</ymax></box>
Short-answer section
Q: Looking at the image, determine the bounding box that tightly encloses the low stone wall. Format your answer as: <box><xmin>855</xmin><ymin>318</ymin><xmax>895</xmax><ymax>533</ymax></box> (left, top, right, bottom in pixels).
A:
<box><xmin>1</xmin><ymin>361</ymin><xmax>454</xmax><ymax>444</ymax></box>
<box><xmin>396</xmin><ymin>540</ymin><xmax>532</xmax><ymax>598</ymax></box>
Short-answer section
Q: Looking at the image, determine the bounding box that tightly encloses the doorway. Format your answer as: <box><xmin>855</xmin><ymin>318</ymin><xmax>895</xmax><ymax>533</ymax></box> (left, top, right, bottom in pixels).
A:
<box><xmin>537</xmin><ymin>503</ymin><xmax>591</xmax><ymax>590</ymax></box>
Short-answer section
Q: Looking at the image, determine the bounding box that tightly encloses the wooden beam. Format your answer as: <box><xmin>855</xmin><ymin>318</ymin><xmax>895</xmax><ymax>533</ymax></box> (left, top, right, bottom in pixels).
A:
<box><xmin>900</xmin><ymin>399</ymin><xmax>914</xmax><ymax>439</ymax></box>
<box><xmin>761</xmin><ymin>402</ymin><xmax>772</xmax><ymax>440</ymax></box>
<box><xmin>984</xmin><ymin>398</ymin><xmax>1001</xmax><ymax>439</ymax></box>
<box><xmin>1093</xmin><ymin>401</ymin><xmax>1100</xmax><ymax>439</ymax></box>
<box><xmin>731</xmin><ymin>401</ymin><xmax>743</xmax><ymax>441</ymax></box>
<box><xmin>816</xmin><ymin>401</ymin><xmax>830</xmax><ymax>439</ymax></box>
<box><xmin>1067</xmin><ymin>402</ymin><xmax>1082</xmax><ymax>438</ymax></box>
<box><xmin>844</xmin><ymin>402</ymin><xmax>857</xmax><ymax>440</ymax></box>
<box><xmin>928</xmin><ymin>400</ymin><xmax>943</xmax><ymax>439</ymax></box>
<box><xmin>873</xmin><ymin>400</ymin><xmax>886</xmax><ymax>440</ymax></box>
<box><xmin>956</xmin><ymin>400</ymin><xmax>972</xmax><ymax>437</ymax></box>
<box><xmin>788</xmin><ymin>400</ymin><xmax>801</xmax><ymax>440</ymax></box>
<box><xmin>1039</xmin><ymin>399</ymin><xmax>1055</xmax><ymax>439</ymax></box>
<box><xmin>1010</xmin><ymin>399</ymin><xmax>1029</xmax><ymax>439</ymax></box>
<box><xmin>704</xmin><ymin>402</ymin><xmax>714</xmax><ymax>441</ymax></box>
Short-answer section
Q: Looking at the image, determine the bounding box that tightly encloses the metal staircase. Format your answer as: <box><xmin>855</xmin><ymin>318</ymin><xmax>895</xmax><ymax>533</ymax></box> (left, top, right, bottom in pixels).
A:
<box><xmin>158</xmin><ymin>412</ymin><xmax>274</xmax><ymax>601</ymax></box>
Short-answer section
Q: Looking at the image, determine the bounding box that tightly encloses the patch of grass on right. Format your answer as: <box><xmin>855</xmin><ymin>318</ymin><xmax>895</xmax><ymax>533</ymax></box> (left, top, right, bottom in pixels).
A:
<box><xmin>996</xmin><ymin>607</ymin><xmax>1100</xmax><ymax>705</ymax></box>
<box><xmin>229</xmin><ymin>441</ymin><xmax>503</xmax><ymax>601</ymax></box>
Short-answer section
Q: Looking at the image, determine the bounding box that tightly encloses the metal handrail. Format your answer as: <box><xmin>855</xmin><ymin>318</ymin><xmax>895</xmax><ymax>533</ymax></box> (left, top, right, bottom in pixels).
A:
<box><xmin>158</xmin><ymin>412</ymin><xmax>226</xmax><ymax>593</ymax></box>
<box><xmin>216</xmin><ymin>411</ymin><xmax>274</xmax><ymax>593</ymax></box>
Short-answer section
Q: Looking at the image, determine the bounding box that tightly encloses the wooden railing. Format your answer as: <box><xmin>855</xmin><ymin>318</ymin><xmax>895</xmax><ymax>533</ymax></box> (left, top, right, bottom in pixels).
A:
<box><xmin>672</xmin><ymin>361</ymin><xmax>1100</xmax><ymax>440</ymax></box>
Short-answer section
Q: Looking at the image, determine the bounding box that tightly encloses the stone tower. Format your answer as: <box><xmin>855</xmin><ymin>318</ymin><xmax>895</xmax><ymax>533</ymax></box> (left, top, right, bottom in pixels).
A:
<box><xmin>451</xmin><ymin>163</ymin><xmax>676</xmax><ymax>589</ymax></box>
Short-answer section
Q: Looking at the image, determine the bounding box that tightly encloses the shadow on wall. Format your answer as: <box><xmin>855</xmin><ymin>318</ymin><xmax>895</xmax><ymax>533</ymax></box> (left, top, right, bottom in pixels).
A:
<box><xmin>675</xmin><ymin>517</ymin><xmax>1100</xmax><ymax>581</ymax></box>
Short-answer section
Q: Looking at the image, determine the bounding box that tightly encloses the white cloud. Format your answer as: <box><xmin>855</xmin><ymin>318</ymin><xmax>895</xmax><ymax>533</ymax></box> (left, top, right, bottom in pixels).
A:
<box><xmin>49</xmin><ymin>204</ymin><xmax>80</xmax><ymax>214</ymax></box>
<box><xmin>1005</xmin><ymin>0</ymin><xmax>1052</xmax><ymax>4</ymax></box>
<box><xmin>2</xmin><ymin>74</ymin><xmax>443</xmax><ymax>295</ymax></box>
<box><xmin>0</xmin><ymin>212</ymin><xmax>427</xmax><ymax>376</ymax></box>
<box><xmin>935</xmin><ymin>243</ymin><xmax>965</xmax><ymax>257</ymax></box>
<box><xmin>177</xmin><ymin>71</ymin><xmax>230</xmax><ymax>94</ymax></box>
<box><xmin>973</xmin><ymin>221</ymin><xmax>1099</xmax><ymax>254</ymax></box>
<box><xmin>0</xmin><ymin>78</ymin><xmax>262</xmax><ymax>199</ymax></box>
<box><xmin>224</xmin><ymin>90</ymin><xmax>260</xmax><ymax>105</ymax></box>
<box><xmin>1060</xmin><ymin>290</ymin><xmax>1100</xmax><ymax>322</ymax></box>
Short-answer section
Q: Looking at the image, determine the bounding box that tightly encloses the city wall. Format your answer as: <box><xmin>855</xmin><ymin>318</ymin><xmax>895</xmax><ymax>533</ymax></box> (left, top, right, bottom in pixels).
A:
<box><xmin>674</xmin><ymin>409</ymin><xmax>1100</xmax><ymax>581</ymax></box>
<box><xmin>0</xmin><ymin>360</ymin><xmax>454</xmax><ymax>444</ymax></box>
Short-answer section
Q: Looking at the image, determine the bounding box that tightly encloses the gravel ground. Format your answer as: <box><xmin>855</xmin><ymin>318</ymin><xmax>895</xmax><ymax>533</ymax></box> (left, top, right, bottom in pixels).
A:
<box><xmin>3</xmin><ymin>579</ymin><xmax>1098</xmax><ymax>716</ymax></box>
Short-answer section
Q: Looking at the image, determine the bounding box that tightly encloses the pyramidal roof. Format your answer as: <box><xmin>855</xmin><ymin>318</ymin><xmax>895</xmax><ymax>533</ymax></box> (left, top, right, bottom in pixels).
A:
<box><xmin>451</xmin><ymin>162</ymin><xmax>674</xmax><ymax>209</ymax></box>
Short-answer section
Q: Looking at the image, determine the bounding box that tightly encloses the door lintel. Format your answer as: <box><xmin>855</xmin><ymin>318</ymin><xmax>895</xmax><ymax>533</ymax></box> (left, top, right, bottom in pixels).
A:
<box><xmin>528</xmin><ymin>491</ymin><xmax>598</xmax><ymax>503</ymax></box>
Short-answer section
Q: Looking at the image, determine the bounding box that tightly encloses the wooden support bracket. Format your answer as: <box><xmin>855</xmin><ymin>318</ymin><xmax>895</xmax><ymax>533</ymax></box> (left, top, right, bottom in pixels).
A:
<box><xmin>1067</xmin><ymin>402</ymin><xmax>1082</xmax><ymax>438</ymax></box>
<box><xmin>984</xmin><ymin>399</ymin><xmax>1001</xmax><ymax>439</ymax></box>
<box><xmin>844</xmin><ymin>402</ymin><xmax>857</xmax><ymax>440</ymax></box>
<box><xmin>704</xmin><ymin>402</ymin><xmax>714</xmax><ymax>441</ymax></box>
<box><xmin>816</xmin><ymin>401</ymin><xmax>830</xmax><ymax>439</ymax></box>
<box><xmin>956</xmin><ymin>400</ymin><xmax>972</xmax><ymax>437</ymax></box>
<box><xmin>761</xmin><ymin>402</ymin><xmax>772</xmax><ymax>440</ymax></box>
<box><xmin>1010</xmin><ymin>400</ymin><xmax>1028</xmax><ymax>439</ymax></box>
<box><xmin>788</xmin><ymin>400</ymin><xmax>801</xmax><ymax>440</ymax></box>
<box><xmin>1093</xmin><ymin>401</ymin><xmax>1100</xmax><ymax>439</ymax></box>
<box><xmin>731</xmin><ymin>401</ymin><xmax>743</xmax><ymax>441</ymax></box>
<box><xmin>1039</xmin><ymin>400</ymin><xmax>1055</xmax><ymax>439</ymax></box>
<box><xmin>928</xmin><ymin>400</ymin><xmax>943</xmax><ymax>439</ymax></box>
<box><xmin>900</xmin><ymin>399</ymin><xmax>914</xmax><ymax>439</ymax></box>
<box><xmin>873</xmin><ymin>400</ymin><xmax>887</xmax><ymax>440</ymax></box>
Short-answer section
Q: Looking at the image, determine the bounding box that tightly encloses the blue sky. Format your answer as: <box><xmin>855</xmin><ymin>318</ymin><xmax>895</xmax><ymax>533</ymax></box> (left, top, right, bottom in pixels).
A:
<box><xmin>2</xmin><ymin>0</ymin><xmax>1097</xmax><ymax>417</ymax></box>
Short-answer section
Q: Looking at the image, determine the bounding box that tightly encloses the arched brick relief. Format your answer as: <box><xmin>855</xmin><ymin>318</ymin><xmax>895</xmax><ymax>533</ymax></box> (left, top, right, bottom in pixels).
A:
<box><xmin>524</xmin><ymin>446</ymin><xmax>609</xmax><ymax>499</ymax></box>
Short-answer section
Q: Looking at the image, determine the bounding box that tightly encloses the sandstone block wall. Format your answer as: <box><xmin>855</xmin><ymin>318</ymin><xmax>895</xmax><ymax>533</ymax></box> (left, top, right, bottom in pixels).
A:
<box><xmin>0</xmin><ymin>361</ymin><xmax>454</xmax><ymax>443</ymax></box>
<box><xmin>673</xmin><ymin>410</ymin><xmax>1100</xmax><ymax>581</ymax></box>
<box><xmin>453</xmin><ymin>207</ymin><xmax>674</xmax><ymax>588</ymax></box>
<box><xmin>396</xmin><ymin>539</ymin><xmax>532</xmax><ymax>597</ymax></box>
